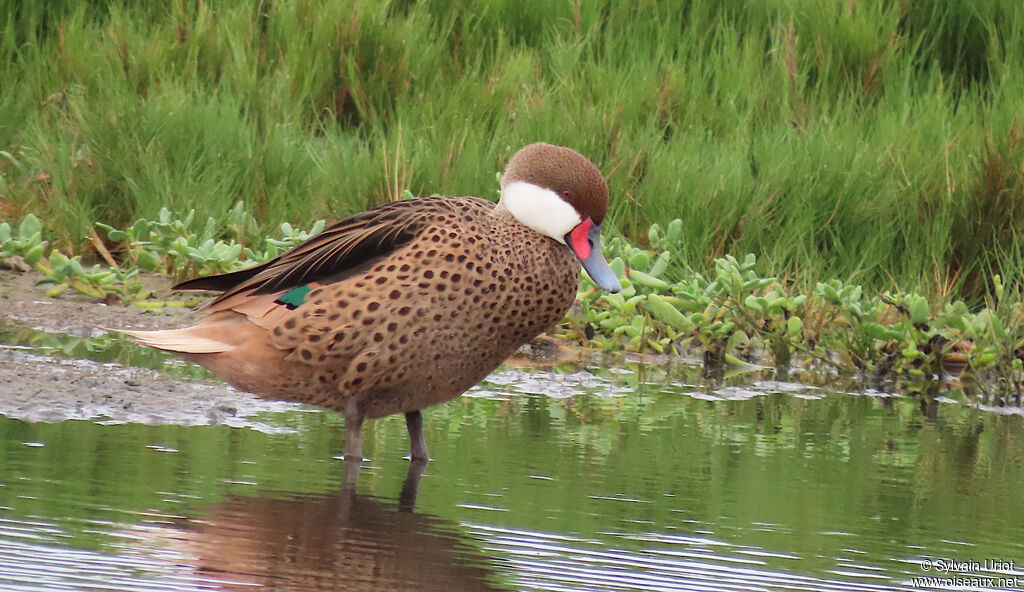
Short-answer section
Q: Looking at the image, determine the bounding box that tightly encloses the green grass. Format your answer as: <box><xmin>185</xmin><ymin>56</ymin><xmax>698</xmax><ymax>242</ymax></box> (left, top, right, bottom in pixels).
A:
<box><xmin>2</xmin><ymin>0</ymin><xmax>1024</xmax><ymax>299</ymax></box>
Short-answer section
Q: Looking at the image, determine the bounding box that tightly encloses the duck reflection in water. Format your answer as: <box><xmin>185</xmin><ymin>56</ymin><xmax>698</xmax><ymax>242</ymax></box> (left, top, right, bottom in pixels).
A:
<box><xmin>164</xmin><ymin>459</ymin><xmax>504</xmax><ymax>591</ymax></box>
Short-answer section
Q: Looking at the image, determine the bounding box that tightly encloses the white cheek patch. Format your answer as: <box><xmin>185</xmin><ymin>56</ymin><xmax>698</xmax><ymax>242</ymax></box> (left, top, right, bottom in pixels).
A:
<box><xmin>501</xmin><ymin>181</ymin><xmax>582</xmax><ymax>243</ymax></box>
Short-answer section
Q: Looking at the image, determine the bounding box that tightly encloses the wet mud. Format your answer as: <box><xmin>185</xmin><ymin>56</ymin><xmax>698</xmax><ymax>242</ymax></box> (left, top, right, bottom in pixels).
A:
<box><xmin>0</xmin><ymin>269</ymin><xmax>299</xmax><ymax>430</ymax></box>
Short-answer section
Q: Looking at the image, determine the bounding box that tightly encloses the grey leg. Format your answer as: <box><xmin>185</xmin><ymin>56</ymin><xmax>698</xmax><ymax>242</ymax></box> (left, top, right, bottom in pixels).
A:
<box><xmin>405</xmin><ymin>410</ymin><xmax>430</xmax><ymax>461</ymax></box>
<box><xmin>344</xmin><ymin>400</ymin><xmax>365</xmax><ymax>461</ymax></box>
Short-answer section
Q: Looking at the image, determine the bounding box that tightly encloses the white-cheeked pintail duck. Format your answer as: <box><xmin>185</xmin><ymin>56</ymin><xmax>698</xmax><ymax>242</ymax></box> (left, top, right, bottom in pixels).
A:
<box><xmin>121</xmin><ymin>143</ymin><xmax>622</xmax><ymax>461</ymax></box>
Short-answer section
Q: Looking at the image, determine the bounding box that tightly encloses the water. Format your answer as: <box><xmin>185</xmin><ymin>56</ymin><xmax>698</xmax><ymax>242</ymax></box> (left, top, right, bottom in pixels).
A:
<box><xmin>1</xmin><ymin>322</ymin><xmax>1023</xmax><ymax>591</ymax></box>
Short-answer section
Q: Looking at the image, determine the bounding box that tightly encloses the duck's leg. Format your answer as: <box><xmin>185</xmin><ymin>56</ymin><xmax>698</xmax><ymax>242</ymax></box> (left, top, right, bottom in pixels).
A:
<box><xmin>343</xmin><ymin>400</ymin><xmax>365</xmax><ymax>461</ymax></box>
<box><xmin>405</xmin><ymin>410</ymin><xmax>430</xmax><ymax>461</ymax></box>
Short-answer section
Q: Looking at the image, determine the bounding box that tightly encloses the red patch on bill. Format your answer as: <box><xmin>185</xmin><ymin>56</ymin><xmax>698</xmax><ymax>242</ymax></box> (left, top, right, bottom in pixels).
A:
<box><xmin>569</xmin><ymin>218</ymin><xmax>592</xmax><ymax>260</ymax></box>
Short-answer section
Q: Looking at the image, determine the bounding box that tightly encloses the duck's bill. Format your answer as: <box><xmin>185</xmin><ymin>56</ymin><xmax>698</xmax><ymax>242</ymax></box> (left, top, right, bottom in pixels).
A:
<box><xmin>566</xmin><ymin>219</ymin><xmax>623</xmax><ymax>293</ymax></box>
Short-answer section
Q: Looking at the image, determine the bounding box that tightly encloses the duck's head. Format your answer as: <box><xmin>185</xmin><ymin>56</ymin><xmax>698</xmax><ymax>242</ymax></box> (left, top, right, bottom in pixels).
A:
<box><xmin>499</xmin><ymin>143</ymin><xmax>622</xmax><ymax>293</ymax></box>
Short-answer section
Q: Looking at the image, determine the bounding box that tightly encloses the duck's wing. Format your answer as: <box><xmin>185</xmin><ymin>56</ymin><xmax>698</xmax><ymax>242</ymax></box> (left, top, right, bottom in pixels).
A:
<box><xmin>175</xmin><ymin>198</ymin><xmax>451</xmax><ymax>310</ymax></box>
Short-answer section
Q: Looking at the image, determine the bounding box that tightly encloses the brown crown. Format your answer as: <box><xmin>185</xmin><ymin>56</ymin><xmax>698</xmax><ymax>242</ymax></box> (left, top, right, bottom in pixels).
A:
<box><xmin>502</xmin><ymin>143</ymin><xmax>610</xmax><ymax>225</ymax></box>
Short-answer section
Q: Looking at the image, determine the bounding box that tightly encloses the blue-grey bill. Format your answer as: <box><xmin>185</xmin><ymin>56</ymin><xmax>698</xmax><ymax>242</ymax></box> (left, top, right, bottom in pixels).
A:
<box><xmin>576</xmin><ymin>223</ymin><xmax>622</xmax><ymax>293</ymax></box>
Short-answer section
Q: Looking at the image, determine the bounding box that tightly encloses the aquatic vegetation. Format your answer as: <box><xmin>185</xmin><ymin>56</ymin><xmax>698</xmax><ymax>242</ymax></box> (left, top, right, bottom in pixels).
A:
<box><xmin>576</xmin><ymin>227</ymin><xmax>1024</xmax><ymax>402</ymax></box>
<box><xmin>0</xmin><ymin>214</ymin><xmax>45</xmax><ymax>266</ymax></box>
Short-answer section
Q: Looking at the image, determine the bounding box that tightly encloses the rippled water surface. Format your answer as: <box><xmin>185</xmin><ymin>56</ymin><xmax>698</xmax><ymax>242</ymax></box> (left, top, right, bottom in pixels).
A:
<box><xmin>1</xmin><ymin>324</ymin><xmax>1024</xmax><ymax>591</ymax></box>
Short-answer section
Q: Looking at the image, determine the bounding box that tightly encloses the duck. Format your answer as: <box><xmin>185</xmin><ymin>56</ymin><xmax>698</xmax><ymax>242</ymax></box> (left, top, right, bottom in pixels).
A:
<box><xmin>120</xmin><ymin>142</ymin><xmax>622</xmax><ymax>461</ymax></box>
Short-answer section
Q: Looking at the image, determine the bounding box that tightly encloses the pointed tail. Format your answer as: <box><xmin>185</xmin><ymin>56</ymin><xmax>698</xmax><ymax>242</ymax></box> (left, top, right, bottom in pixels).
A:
<box><xmin>115</xmin><ymin>327</ymin><xmax>232</xmax><ymax>354</ymax></box>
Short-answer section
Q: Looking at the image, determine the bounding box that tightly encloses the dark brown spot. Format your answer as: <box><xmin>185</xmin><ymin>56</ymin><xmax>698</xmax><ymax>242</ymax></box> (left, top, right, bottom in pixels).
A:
<box><xmin>388</xmin><ymin>289</ymin><xmax>401</xmax><ymax>300</ymax></box>
<box><xmin>367</xmin><ymin>301</ymin><xmax>380</xmax><ymax>312</ymax></box>
<box><xmin>356</xmin><ymin>362</ymin><xmax>367</xmax><ymax>372</ymax></box>
<box><xmin>284</xmin><ymin>319</ymin><xmax>297</xmax><ymax>330</ymax></box>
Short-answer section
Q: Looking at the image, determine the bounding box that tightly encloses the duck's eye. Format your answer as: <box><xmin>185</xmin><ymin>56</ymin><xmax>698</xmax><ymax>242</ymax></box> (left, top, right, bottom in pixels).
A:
<box><xmin>561</xmin><ymin>190</ymin><xmax>573</xmax><ymax>200</ymax></box>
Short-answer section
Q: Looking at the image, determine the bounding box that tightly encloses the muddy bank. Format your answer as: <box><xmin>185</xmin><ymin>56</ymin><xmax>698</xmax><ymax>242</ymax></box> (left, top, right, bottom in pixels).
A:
<box><xmin>0</xmin><ymin>348</ymin><xmax>299</xmax><ymax>430</ymax></box>
<box><xmin>0</xmin><ymin>268</ymin><xmax>200</xmax><ymax>335</ymax></box>
<box><xmin>0</xmin><ymin>269</ymin><xmax>302</xmax><ymax>430</ymax></box>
